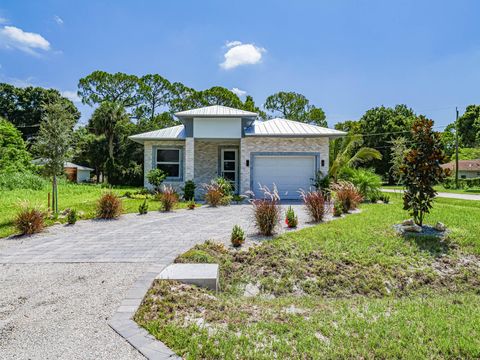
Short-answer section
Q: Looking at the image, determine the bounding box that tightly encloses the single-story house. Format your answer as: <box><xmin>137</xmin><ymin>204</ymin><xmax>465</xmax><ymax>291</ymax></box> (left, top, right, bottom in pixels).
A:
<box><xmin>129</xmin><ymin>105</ymin><xmax>346</xmax><ymax>199</ymax></box>
<box><xmin>32</xmin><ymin>159</ymin><xmax>94</xmax><ymax>183</ymax></box>
<box><xmin>441</xmin><ymin>159</ymin><xmax>480</xmax><ymax>179</ymax></box>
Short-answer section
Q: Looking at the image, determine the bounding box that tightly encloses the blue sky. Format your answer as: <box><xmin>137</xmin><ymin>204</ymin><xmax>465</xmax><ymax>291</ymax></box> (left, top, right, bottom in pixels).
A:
<box><xmin>1</xmin><ymin>0</ymin><xmax>479</xmax><ymax>128</ymax></box>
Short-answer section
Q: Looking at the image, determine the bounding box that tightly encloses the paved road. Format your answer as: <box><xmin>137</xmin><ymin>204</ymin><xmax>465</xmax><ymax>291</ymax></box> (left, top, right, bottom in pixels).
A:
<box><xmin>381</xmin><ymin>188</ymin><xmax>480</xmax><ymax>201</ymax></box>
<box><xmin>0</xmin><ymin>204</ymin><xmax>311</xmax><ymax>359</ymax></box>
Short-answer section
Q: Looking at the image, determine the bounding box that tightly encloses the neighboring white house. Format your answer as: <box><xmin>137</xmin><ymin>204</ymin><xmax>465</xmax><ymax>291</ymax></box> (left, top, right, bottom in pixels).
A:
<box><xmin>441</xmin><ymin>160</ymin><xmax>480</xmax><ymax>179</ymax></box>
<box><xmin>32</xmin><ymin>159</ymin><xmax>93</xmax><ymax>183</ymax></box>
<box><xmin>129</xmin><ymin>105</ymin><xmax>346</xmax><ymax>199</ymax></box>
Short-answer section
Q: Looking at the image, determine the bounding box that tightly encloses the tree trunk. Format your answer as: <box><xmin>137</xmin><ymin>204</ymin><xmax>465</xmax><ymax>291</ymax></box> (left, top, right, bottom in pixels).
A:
<box><xmin>53</xmin><ymin>175</ymin><xmax>58</xmax><ymax>214</ymax></box>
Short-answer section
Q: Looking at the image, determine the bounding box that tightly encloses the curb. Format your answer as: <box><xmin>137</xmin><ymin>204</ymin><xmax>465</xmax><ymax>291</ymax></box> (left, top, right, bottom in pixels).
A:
<box><xmin>108</xmin><ymin>264</ymin><xmax>180</xmax><ymax>360</ymax></box>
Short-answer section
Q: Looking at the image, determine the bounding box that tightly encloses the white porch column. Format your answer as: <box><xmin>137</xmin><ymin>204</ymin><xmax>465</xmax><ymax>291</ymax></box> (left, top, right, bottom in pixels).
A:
<box><xmin>185</xmin><ymin>137</ymin><xmax>195</xmax><ymax>180</ymax></box>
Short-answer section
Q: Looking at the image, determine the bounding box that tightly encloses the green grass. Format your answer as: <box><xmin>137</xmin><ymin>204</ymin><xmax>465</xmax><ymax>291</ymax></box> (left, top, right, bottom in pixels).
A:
<box><xmin>135</xmin><ymin>196</ymin><xmax>480</xmax><ymax>359</ymax></box>
<box><xmin>0</xmin><ymin>182</ymin><xmax>191</xmax><ymax>238</ymax></box>
<box><xmin>383</xmin><ymin>184</ymin><xmax>480</xmax><ymax>194</ymax></box>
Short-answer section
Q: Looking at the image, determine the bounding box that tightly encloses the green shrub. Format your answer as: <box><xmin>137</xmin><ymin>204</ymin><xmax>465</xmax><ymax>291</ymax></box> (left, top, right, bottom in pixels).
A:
<box><xmin>176</xmin><ymin>249</ymin><xmax>217</xmax><ymax>263</ymax></box>
<box><xmin>285</xmin><ymin>206</ymin><xmax>298</xmax><ymax>228</ymax></box>
<box><xmin>182</xmin><ymin>180</ymin><xmax>196</xmax><ymax>201</ymax></box>
<box><xmin>146</xmin><ymin>168</ymin><xmax>167</xmax><ymax>192</ymax></box>
<box><xmin>67</xmin><ymin>209</ymin><xmax>78</xmax><ymax>224</ymax></box>
<box><xmin>340</xmin><ymin>167</ymin><xmax>382</xmax><ymax>199</ymax></box>
<box><xmin>97</xmin><ymin>192</ymin><xmax>123</xmax><ymax>219</ymax></box>
<box><xmin>138</xmin><ymin>199</ymin><xmax>148</xmax><ymax>215</ymax></box>
<box><xmin>214</xmin><ymin>177</ymin><xmax>233</xmax><ymax>197</ymax></box>
<box><xmin>160</xmin><ymin>185</ymin><xmax>178</xmax><ymax>211</ymax></box>
<box><xmin>443</xmin><ymin>177</ymin><xmax>480</xmax><ymax>189</ymax></box>
<box><xmin>0</xmin><ymin>171</ymin><xmax>47</xmax><ymax>191</ymax></box>
<box><xmin>231</xmin><ymin>225</ymin><xmax>246</xmax><ymax>247</ymax></box>
<box><xmin>187</xmin><ymin>200</ymin><xmax>196</xmax><ymax>210</ymax></box>
<box><xmin>232</xmin><ymin>194</ymin><xmax>246</xmax><ymax>204</ymax></box>
<box><xmin>379</xmin><ymin>194</ymin><xmax>390</xmax><ymax>203</ymax></box>
<box><xmin>333</xmin><ymin>200</ymin><xmax>343</xmax><ymax>217</ymax></box>
<box><xmin>15</xmin><ymin>205</ymin><xmax>45</xmax><ymax>235</ymax></box>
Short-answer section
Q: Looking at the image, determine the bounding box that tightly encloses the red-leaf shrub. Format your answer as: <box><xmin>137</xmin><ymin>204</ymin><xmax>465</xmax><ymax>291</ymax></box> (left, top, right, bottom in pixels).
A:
<box><xmin>331</xmin><ymin>181</ymin><xmax>363</xmax><ymax>213</ymax></box>
<box><xmin>15</xmin><ymin>206</ymin><xmax>45</xmax><ymax>235</ymax></box>
<box><xmin>250</xmin><ymin>185</ymin><xmax>281</xmax><ymax>236</ymax></box>
<box><xmin>300</xmin><ymin>190</ymin><xmax>326</xmax><ymax>222</ymax></box>
<box><xmin>160</xmin><ymin>185</ymin><xmax>178</xmax><ymax>212</ymax></box>
<box><xmin>203</xmin><ymin>182</ymin><xmax>224</xmax><ymax>207</ymax></box>
<box><xmin>97</xmin><ymin>192</ymin><xmax>123</xmax><ymax>219</ymax></box>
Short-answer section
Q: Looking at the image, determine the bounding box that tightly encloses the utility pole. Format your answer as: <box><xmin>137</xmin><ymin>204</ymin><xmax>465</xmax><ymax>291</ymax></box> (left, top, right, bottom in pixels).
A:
<box><xmin>455</xmin><ymin>107</ymin><xmax>459</xmax><ymax>189</ymax></box>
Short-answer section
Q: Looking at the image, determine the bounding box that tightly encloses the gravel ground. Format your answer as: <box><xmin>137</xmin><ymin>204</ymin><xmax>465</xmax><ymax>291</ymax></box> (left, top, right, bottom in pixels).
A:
<box><xmin>0</xmin><ymin>262</ymin><xmax>148</xmax><ymax>360</ymax></box>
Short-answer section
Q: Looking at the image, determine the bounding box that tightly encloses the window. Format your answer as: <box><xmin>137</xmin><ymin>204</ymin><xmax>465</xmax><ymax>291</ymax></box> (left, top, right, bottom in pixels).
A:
<box><xmin>156</xmin><ymin>148</ymin><xmax>181</xmax><ymax>179</ymax></box>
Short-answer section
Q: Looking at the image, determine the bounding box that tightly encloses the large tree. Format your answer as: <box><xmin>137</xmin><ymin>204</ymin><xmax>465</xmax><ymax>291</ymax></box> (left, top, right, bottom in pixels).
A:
<box><xmin>0</xmin><ymin>117</ymin><xmax>33</xmax><ymax>173</ymax></box>
<box><xmin>0</xmin><ymin>83</ymin><xmax>80</xmax><ymax>140</ymax></box>
<box><xmin>264</xmin><ymin>91</ymin><xmax>326</xmax><ymax>126</ymax></box>
<box><xmin>359</xmin><ymin>104</ymin><xmax>416</xmax><ymax>180</ymax></box>
<box><xmin>136</xmin><ymin>74</ymin><xmax>172</xmax><ymax>120</ymax></box>
<box><xmin>456</xmin><ymin>105</ymin><xmax>480</xmax><ymax>147</ymax></box>
<box><xmin>78</xmin><ymin>71</ymin><xmax>139</xmax><ymax>108</ymax></box>
<box><xmin>89</xmin><ymin>101</ymin><xmax>130</xmax><ymax>182</ymax></box>
<box><xmin>33</xmin><ymin>102</ymin><xmax>76</xmax><ymax>213</ymax></box>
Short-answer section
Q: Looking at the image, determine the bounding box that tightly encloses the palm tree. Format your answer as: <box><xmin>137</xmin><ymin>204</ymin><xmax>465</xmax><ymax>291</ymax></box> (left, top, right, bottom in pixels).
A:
<box><xmin>90</xmin><ymin>101</ymin><xmax>129</xmax><ymax>182</ymax></box>
<box><xmin>329</xmin><ymin>133</ymin><xmax>382</xmax><ymax>179</ymax></box>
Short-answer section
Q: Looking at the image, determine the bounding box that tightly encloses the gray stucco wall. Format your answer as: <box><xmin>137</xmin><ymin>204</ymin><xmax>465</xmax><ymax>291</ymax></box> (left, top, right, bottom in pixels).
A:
<box><xmin>239</xmin><ymin>137</ymin><xmax>330</xmax><ymax>194</ymax></box>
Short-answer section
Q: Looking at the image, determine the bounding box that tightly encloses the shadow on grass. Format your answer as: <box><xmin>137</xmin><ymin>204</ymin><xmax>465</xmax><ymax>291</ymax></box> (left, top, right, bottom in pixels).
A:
<box><xmin>403</xmin><ymin>233</ymin><xmax>452</xmax><ymax>257</ymax></box>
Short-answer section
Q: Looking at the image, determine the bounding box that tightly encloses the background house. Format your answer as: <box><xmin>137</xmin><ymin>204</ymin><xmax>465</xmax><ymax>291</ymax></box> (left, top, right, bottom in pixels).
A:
<box><xmin>441</xmin><ymin>160</ymin><xmax>480</xmax><ymax>179</ymax></box>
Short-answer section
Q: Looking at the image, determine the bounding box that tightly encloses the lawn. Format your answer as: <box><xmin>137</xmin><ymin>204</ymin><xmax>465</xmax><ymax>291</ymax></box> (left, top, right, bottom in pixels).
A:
<box><xmin>0</xmin><ymin>182</ymin><xmax>190</xmax><ymax>238</ymax></box>
<box><xmin>383</xmin><ymin>184</ymin><xmax>480</xmax><ymax>195</ymax></box>
<box><xmin>135</xmin><ymin>194</ymin><xmax>480</xmax><ymax>359</ymax></box>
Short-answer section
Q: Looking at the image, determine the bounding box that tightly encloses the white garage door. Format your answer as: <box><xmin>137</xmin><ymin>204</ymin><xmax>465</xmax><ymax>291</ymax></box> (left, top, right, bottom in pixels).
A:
<box><xmin>252</xmin><ymin>155</ymin><xmax>316</xmax><ymax>200</ymax></box>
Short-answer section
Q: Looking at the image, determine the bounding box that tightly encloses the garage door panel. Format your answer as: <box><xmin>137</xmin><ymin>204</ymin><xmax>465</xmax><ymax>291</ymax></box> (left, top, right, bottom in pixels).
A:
<box><xmin>252</xmin><ymin>155</ymin><xmax>316</xmax><ymax>200</ymax></box>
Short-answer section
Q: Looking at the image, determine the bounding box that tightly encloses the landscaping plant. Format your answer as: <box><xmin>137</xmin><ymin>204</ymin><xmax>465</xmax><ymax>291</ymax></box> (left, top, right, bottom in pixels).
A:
<box><xmin>342</xmin><ymin>167</ymin><xmax>382</xmax><ymax>200</ymax></box>
<box><xmin>146</xmin><ymin>168</ymin><xmax>167</xmax><ymax>193</ymax></box>
<box><xmin>285</xmin><ymin>206</ymin><xmax>298</xmax><ymax>228</ymax></box>
<box><xmin>160</xmin><ymin>185</ymin><xmax>178</xmax><ymax>211</ymax></box>
<box><xmin>67</xmin><ymin>208</ymin><xmax>78</xmax><ymax>224</ymax></box>
<box><xmin>300</xmin><ymin>189</ymin><xmax>326</xmax><ymax>222</ymax></box>
<box><xmin>96</xmin><ymin>192</ymin><xmax>123</xmax><ymax>219</ymax></box>
<box><xmin>400</xmin><ymin>116</ymin><xmax>447</xmax><ymax>226</ymax></box>
<box><xmin>203</xmin><ymin>178</ymin><xmax>232</xmax><ymax>206</ymax></box>
<box><xmin>230</xmin><ymin>225</ymin><xmax>245</xmax><ymax>247</ymax></box>
<box><xmin>187</xmin><ymin>200</ymin><xmax>196</xmax><ymax>210</ymax></box>
<box><xmin>138</xmin><ymin>199</ymin><xmax>148</xmax><ymax>215</ymax></box>
<box><xmin>15</xmin><ymin>205</ymin><xmax>45</xmax><ymax>235</ymax></box>
<box><xmin>332</xmin><ymin>181</ymin><xmax>363</xmax><ymax>213</ymax></box>
<box><xmin>182</xmin><ymin>180</ymin><xmax>196</xmax><ymax>201</ymax></box>
<box><xmin>333</xmin><ymin>200</ymin><xmax>343</xmax><ymax>217</ymax></box>
<box><xmin>250</xmin><ymin>185</ymin><xmax>281</xmax><ymax>236</ymax></box>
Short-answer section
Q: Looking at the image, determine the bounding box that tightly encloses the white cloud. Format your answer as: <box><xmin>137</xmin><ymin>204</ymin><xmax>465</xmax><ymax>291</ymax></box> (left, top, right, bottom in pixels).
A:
<box><xmin>54</xmin><ymin>15</ymin><xmax>64</xmax><ymax>25</ymax></box>
<box><xmin>61</xmin><ymin>90</ymin><xmax>81</xmax><ymax>103</ymax></box>
<box><xmin>220</xmin><ymin>41</ymin><xmax>266</xmax><ymax>70</ymax></box>
<box><xmin>0</xmin><ymin>17</ymin><xmax>8</xmax><ymax>24</ymax></box>
<box><xmin>231</xmin><ymin>87</ymin><xmax>247</xmax><ymax>97</ymax></box>
<box><xmin>0</xmin><ymin>25</ymin><xmax>50</xmax><ymax>55</ymax></box>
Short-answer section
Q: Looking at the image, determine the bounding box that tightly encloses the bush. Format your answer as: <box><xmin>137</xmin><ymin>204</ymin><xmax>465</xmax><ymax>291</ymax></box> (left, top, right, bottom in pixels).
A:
<box><xmin>146</xmin><ymin>168</ymin><xmax>167</xmax><ymax>192</ymax></box>
<box><xmin>285</xmin><ymin>206</ymin><xmax>298</xmax><ymax>228</ymax></box>
<box><xmin>160</xmin><ymin>185</ymin><xmax>178</xmax><ymax>211</ymax></box>
<box><xmin>232</xmin><ymin>194</ymin><xmax>246</xmax><ymax>204</ymax></box>
<box><xmin>300</xmin><ymin>190</ymin><xmax>326</xmax><ymax>222</ymax></box>
<box><xmin>203</xmin><ymin>178</ymin><xmax>232</xmax><ymax>207</ymax></box>
<box><xmin>67</xmin><ymin>209</ymin><xmax>78</xmax><ymax>224</ymax></box>
<box><xmin>250</xmin><ymin>185</ymin><xmax>281</xmax><ymax>236</ymax></box>
<box><xmin>231</xmin><ymin>225</ymin><xmax>246</xmax><ymax>247</ymax></box>
<box><xmin>187</xmin><ymin>200</ymin><xmax>196</xmax><ymax>210</ymax></box>
<box><xmin>138</xmin><ymin>199</ymin><xmax>148</xmax><ymax>215</ymax></box>
<box><xmin>443</xmin><ymin>177</ymin><xmax>480</xmax><ymax>189</ymax></box>
<box><xmin>96</xmin><ymin>192</ymin><xmax>123</xmax><ymax>219</ymax></box>
<box><xmin>182</xmin><ymin>180</ymin><xmax>196</xmax><ymax>201</ymax></box>
<box><xmin>0</xmin><ymin>171</ymin><xmax>47</xmax><ymax>191</ymax></box>
<box><xmin>176</xmin><ymin>249</ymin><xmax>217</xmax><ymax>263</ymax></box>
<box><xmin>379</xmin><ymin>194</ymin><xmax>390</xmax><ymax>204</ymax></box>
<box><xmin>339</xmin><ymin>167</ymin><xmax>382</xmax><ymax>199</ymax></box>
<box><xmin>332</xmin><ymin>181</ymin><xmax>363</xmax><ymax>213</ymax></box>
<box><xmin>333</xmin><ymin>200</ymin><xmax>343</xmax><ymax>217</ymax></box>
<box><xmin>15</xmin><ymin>206</ymin><xmax>45</xmax><ymax>235</ymax></box>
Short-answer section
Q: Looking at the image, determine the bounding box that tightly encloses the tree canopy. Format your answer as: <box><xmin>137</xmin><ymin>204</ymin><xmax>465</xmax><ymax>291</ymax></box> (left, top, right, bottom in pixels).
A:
<box><xmin>0</xmin><ymin>83</ymin><xmax>80</xmax><ymax>140</ymax></box>
<box><xmin>0</xmin><ymin>117</ymin><xmax>33</xmax><ymax>173</ymax></box>
<box><xmin>456</xmin><ymin>105</ymin><xmax>480</xmax><ymax>147</ymax></box>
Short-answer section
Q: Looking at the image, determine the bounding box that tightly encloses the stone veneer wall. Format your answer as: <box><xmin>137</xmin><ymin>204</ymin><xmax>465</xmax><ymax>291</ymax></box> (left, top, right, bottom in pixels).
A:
<box><xmin>194</xmin><ymin>140</ymin><xmax>240</xmax><ymax>196</ymax></box>
<box><xmin>239</xmin><ymin>137</ymin><xmax>330</xmax><ymax>194</ymax></box>
<box><xmin>143</xmin><ymin>140</ymin><xmax>185</xmax><ymax>191</ymax></box>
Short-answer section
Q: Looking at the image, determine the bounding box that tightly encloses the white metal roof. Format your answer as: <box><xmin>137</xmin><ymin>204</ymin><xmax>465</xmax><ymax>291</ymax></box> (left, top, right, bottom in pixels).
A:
<box><xmin>245</xmin><ymin>118</ymin><xmax>347</xmax><ymax>137</ymax></box>
<box><xmin>175</xmin><ymin>105</ymin><xmax>258</xmax><ymax>118</ymax></box>
<box><xmin>129</xmin><ymin>125</ymin><xmax>186</xmax><ymax>143</ymax></box>
<box><xmin>64</xmin><ymin>162</ymin><xmax>94</xmax><ymax>171</ymax></box>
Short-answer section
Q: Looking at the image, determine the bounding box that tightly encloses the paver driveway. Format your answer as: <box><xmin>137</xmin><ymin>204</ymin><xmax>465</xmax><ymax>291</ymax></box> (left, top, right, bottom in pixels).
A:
<box><xmin>0</xmin><ymin>204</ymin><xmax>311</xmax><ymax>359</ymax></box>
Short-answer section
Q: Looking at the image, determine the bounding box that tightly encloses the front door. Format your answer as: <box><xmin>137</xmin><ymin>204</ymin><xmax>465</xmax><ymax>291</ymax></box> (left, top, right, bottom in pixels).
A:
<box><xmin>221</xmin><ymin>148</ymin><xmax>238</xmax><ymax>193</ymax></box>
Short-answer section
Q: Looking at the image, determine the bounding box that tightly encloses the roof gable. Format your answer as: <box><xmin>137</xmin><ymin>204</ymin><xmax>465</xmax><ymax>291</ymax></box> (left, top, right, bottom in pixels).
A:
<box><xmin>175</xmin><ymin>105</ymin><xmax>258</xmax><ymax>118</ymax></box>
<box><xmin>245</xmin><ymin>118</ymin><xmax>347</xmax><ymax>137</ymax></box>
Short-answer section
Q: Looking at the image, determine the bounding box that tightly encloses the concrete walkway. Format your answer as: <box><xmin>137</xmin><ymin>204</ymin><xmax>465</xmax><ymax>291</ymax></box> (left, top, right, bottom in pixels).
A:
<box><xmin>381</xmin><ymin>188</ymin><xmax>480</xmax><ymax>201</ymax></box>
<box><xmin>0</xmin><ymin>204</ymin><xmax>311</xmax><ymax>359</ymax></box>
